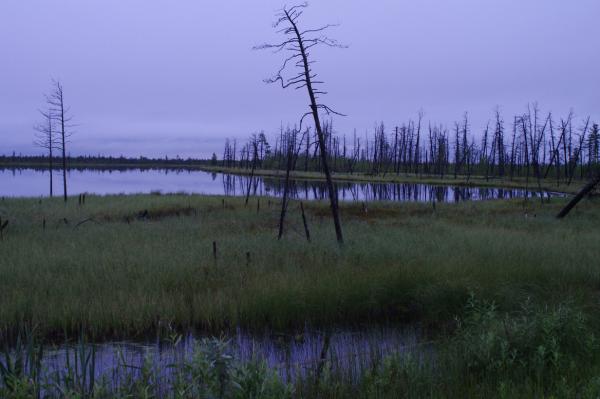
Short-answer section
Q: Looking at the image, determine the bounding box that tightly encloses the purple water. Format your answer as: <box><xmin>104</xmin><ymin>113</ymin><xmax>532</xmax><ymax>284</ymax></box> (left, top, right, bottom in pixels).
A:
<box><xmin>0</xmin><ymin>167</ymin><xmax>560</xmax><ymax>203</ymax></box>
<box><xmin>34</xmin><ymin>326</ymin><xmax>429</xmax><ymax>393</ymax></box>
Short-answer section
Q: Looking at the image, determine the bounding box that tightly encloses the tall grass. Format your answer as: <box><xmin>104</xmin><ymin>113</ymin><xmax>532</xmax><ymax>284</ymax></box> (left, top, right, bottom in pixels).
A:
<box><xmin>0</xmin><ymin>194</ymin><xmax>599</xmax><ymax>342</ymax></box>
<box><xmin>3</xmin><ymin>300</ymin><xmax>600</xmax><ymax>398</ymax></box>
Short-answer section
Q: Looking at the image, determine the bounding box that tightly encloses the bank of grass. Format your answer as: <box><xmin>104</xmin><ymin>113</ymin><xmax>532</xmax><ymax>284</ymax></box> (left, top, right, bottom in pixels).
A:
<box><xmin>201</xmin><ymin>165</ymin><xmax>587</xmax><ymax>194</ymax></box>
<box><xmin>1</xmin><ymin>192</ymin><xmax>599</xmax><ymax>343</ymax></box>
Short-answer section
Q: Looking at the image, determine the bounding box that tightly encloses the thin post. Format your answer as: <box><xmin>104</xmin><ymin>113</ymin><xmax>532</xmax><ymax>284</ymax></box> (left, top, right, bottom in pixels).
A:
<box><xmin>300</xmin><ymin>202</ymin><xmax>311</xmax><ymax>242</ymax></box>
<box><xmin>0</xmin><ymin>218</ymin><xmax>7</xmax><ymax>241</ymax></box>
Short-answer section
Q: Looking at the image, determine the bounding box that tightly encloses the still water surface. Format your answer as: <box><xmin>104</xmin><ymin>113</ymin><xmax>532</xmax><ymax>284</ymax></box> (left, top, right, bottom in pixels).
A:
<box><xmin>38</xmin><ymin>326</ymin><xmax>426</xmax><ymax>391</ymax></box>
<box><xmin>0</xmin><ymin>167</ymin><xmax>557</xmax><ymax>202</ymax></box>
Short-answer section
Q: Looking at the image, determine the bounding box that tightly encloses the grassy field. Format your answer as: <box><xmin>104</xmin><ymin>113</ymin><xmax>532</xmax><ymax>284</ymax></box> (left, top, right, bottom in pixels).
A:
<box><xmin>2</xmin><ymin>193</ymin><xmax>600</xmax><ymax>397</ymax></box>
<box><xmin>0</xmin><ymin>193</ymin><xmax>598</xmax><ymax>338</ymax></box>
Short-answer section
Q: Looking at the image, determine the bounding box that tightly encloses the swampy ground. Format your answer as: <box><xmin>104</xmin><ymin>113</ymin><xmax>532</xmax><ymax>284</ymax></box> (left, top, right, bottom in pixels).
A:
<box><xmin>1</xmin><ymin>193</ymin><xmax>600</xmax><ymax>397</ymax></box>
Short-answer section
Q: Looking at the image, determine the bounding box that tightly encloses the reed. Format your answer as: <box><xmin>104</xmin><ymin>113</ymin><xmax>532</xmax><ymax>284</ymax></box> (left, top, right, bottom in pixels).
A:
<box><xmin>3</xmin><ymin>302</ymin><xmax>600</xmax><ymax>399</ymax></box>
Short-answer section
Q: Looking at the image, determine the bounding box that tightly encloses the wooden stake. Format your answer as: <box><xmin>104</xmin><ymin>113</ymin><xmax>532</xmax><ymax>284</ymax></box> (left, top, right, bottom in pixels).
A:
<box><xmin>300</xmin><ymin>202</ymin><xmax>311</xmax><ymax>243</ymax></box>
<box><xmin>0</xmin><ymin>218</ymin><xmax>7</xmax><ymax>241</ymax></box>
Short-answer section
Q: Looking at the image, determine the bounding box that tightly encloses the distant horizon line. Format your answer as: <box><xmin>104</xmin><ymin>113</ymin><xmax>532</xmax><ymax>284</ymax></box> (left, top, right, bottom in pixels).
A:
<box><xmin>0</xmin><ymin>153</ymin><xmax>213</xmax><ymax>161</ymax></box>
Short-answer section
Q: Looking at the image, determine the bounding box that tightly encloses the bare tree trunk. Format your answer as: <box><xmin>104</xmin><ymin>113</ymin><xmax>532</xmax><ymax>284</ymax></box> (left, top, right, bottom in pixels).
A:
<box><xmin>60</xmin><ymin>100</ymin><xmax>67</xmax><ymax>202</ymax></box>
<box><xmin>557</xmin><ymin>174</ymin><xmax>600</xmax><ymax>218</ymax></box>
<box><xmin>46</xmin><ymin>80</ymin><xmax>72</xmax><ymax>202</ymax></box>
<box><xmin>300</xmin><ymin>201</ymin><xmax>311</xmax><ymax>242</ymax></box>
<box><xmin>278</xmin><ymin>129</ymin><xmax>306</xmax><ymax>239</ymax></box>
<box><xmin>245</xmin><ymin>142</ymin><xmax>258</xmax><ymax>206</ymax></box>
<box><xmin>34</xmin><ymin>109</ymin><xmax>56</xmax><ymax>197</ymax></box>
<box><xmin>261</xmin><ymin>6</ymin><xmax>344</xmax><ymax>244</ymax></box>
<box><xmin>278</xmin><ymin>141</ymin><xmax>294</xmax><ymax>239</ymax></box>
<box><xmin>49</xmin><ymin>145</ymin><xmax>54</xmax><ymax>196</ymax></box>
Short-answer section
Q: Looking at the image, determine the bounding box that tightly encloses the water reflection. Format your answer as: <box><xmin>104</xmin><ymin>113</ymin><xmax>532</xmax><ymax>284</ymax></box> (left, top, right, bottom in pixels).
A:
<box><xmin>39</xmin><ymin>326</ymin><xmax>425</xmax><ymax>391</ymax></box>
<box><xmin>0</xmin><ymin>167</ymin><xmax>559</xmax><ymax>202</ymax></box>
<box><xmin>223</xmin><ymin>173</ymin><xmax>556</xmax><ymax>203</ymax></box>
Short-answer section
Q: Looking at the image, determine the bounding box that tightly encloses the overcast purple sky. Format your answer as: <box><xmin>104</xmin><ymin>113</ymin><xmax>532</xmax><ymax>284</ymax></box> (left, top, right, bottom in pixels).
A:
<box><xmin>1</xmin><ymin>0</ymin><xmax>598</xmax><ymax>158</ymax></box>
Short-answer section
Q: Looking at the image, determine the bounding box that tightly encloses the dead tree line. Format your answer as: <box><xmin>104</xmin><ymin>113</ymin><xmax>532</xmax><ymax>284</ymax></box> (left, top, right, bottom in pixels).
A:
<box><xmin>222</xmin><ymin>107</ymin><xmax>597</xmax><ymax>186</ymax></box>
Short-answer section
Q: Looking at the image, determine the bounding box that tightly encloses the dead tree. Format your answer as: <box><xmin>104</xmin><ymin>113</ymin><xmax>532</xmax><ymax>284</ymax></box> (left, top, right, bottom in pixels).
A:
<box><xmin>557</xmin><ymin>173</ymin><xmax>600</xmax><ymax>218</ymax></box>
<box><xmin>588</xmin><ymin>124</ymin><xmax>600</xmax><ymax>177</ymax></box>
<box><xmin>481</xmin><ymin>122</ymin><xmax>490</xmax><ymax>180</ymax></box>
<box><xmin>509</xmin><ymin>116</ymin><xmax>518</xmax><ymax>180</ymax></box>
<box><xmin>566</xmin><ymin>117</ymin><xmax>590</xmax><ymax>186</ymax></box>
<box><xmin>34</xmin><ymin>109</ymin><xmax>58</xmax><ymax>197</ymax></box>
<box><xmin>255</xmin><ymin>3</ymin><xmax>345</xmax><ymax>244</ymax></box>
<box><xmin>46</xmin><ymin>79</ymin><xmax>74</xmax><ymax>202</ymax></box>
<box><xmin>244</xmin><ymin>140</ymin><xmax>259</xmax><ymax>206</ymax></box>
<box><xmin>278</xmin><ymin>128</ymin><xmax>307</xmax><ymax>239</ymax></box>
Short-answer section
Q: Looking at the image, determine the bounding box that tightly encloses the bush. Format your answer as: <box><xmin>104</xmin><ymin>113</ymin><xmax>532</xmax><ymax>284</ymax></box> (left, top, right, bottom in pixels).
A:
<box><xmin>451</xmin><ymin>294</ymin><xmax>600</xmax><ymax>390</ymax></box>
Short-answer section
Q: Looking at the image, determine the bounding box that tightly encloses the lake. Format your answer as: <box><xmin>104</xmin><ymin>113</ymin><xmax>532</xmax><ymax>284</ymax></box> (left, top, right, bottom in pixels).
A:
<box><xmin>0</xmin><ymin>167</ymin><xmax>558</xmax><ymax>202</ymax></box>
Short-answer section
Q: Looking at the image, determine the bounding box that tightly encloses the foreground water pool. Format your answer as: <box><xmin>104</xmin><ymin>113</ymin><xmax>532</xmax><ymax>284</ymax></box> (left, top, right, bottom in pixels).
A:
<box><xmin>2</xmin><ymin>325</ymin><xmax>431</xmax><ymax>396</ymax></box>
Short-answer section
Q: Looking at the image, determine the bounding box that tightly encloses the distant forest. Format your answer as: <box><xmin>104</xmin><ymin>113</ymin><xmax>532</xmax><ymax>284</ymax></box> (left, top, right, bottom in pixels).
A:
<box><xmin>0</xmin><ymin>154</ymin><xmax>214</xmax><ymax>170</ymax></box>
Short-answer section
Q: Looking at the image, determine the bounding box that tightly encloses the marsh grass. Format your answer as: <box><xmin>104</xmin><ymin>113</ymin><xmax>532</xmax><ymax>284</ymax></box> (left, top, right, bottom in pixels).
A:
<box><xmin>3</xmin><ymin>302</ymin><xmax>600</xmax><ymax>398</ymax></box>
<box><xmin>0</xmin><ymin>194</ymin><xmax>599</xmax><ymax>343</ymax></box>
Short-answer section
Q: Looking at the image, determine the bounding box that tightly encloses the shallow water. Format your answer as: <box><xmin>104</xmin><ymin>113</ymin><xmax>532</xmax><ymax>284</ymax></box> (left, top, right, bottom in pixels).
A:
<box><xmin>0</xmin><ymin>167</ymin><xmax>559</xmax><ymax>203</ymax></box>
<box><xmin>35</xmin><ymin>326</ymin><xmax>428</xmax><ymax>392</ymax></box>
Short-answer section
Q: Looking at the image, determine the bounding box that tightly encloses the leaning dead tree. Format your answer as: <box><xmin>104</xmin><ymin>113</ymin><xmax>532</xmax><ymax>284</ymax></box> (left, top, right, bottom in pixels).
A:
<box><xmin>255</xmin><ymin>3</ymin><xmax>345</xmax><ymax>244</ymax></box>
<box><xmin>556</xmin><ymin>173</ymin><xmax>600</xmax><ymax>218</ymax></box>
<box><xmin>46</xmin><ymin>79</ymin><xmax>74</xmax><ymax>202</ymax></box>
<box><xmin>34</xmin><ymin>108</ymin><xmax>59</xmax><ymax>197</ymax></box>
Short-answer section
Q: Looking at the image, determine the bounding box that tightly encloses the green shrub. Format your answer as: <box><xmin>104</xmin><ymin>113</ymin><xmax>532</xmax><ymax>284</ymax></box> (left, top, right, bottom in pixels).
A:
<box><xmin>451</xmin><ymin>294</ymin><xmax>600</xmax><ymax>390</ymax></box>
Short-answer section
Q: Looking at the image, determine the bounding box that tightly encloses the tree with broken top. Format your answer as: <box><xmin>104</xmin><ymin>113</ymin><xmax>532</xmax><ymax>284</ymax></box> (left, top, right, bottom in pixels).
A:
<box><xmin>255</xmin><ymin>2</ymin><xmax>345</xmax><ymax>244</ymax></box>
